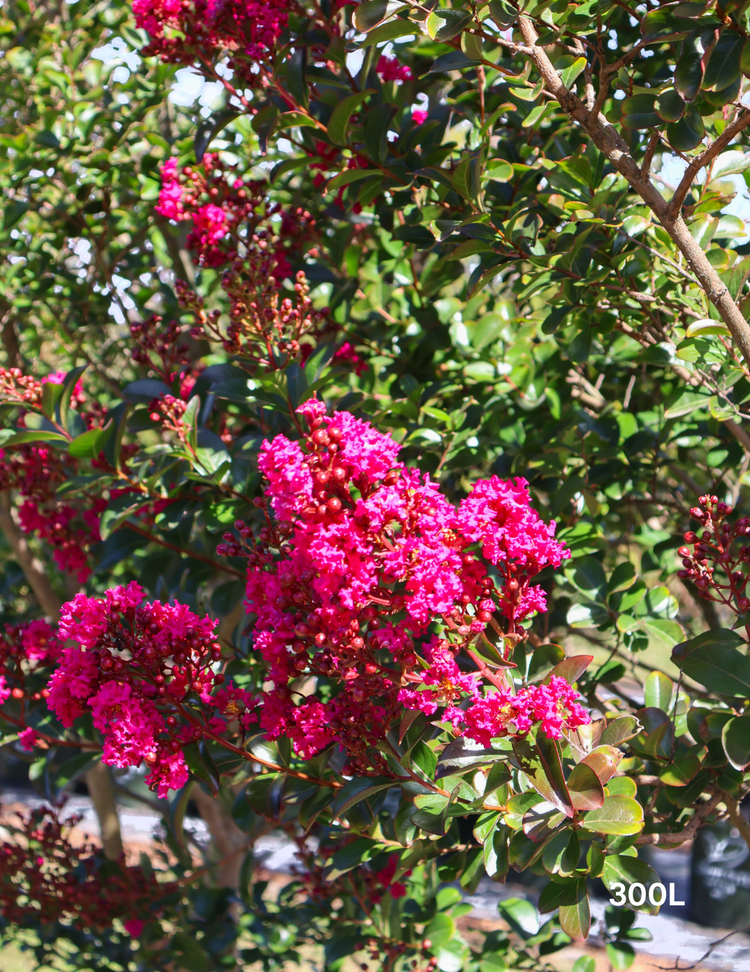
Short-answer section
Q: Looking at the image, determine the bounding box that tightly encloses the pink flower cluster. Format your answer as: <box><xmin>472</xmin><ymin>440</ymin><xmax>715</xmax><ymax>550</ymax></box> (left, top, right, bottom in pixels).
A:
<box><xmin>0</xmin><ymin>619</ymin><xmax>63</xmax><ymax>751</ymax></box>
<box><xmin>18</xmin><ymin>499</ymin><xmax>105</xmax><ymax>583</ymax></box>
<box><xmin>457</xmin><ymin>675</ymin><xmax>590</xmax><ymax>747</ymax></box>
<box><xmin>228</xmin><ymin>402</ymin><xmax>581</xmax><ymax>774</ymax></box>
<box><xmin>377</xmin><ymin>56</ymin><xmax>412</xmax><ymax>83</ymax></box>
<box><xmin>46</xmin><ymin>583</ymin><xmax>257</xmax><ymax>797</ymax></box>
<box><xmin>0</xmin><ymin>443</ymin><xmax>103</xmax><ymax>583</ymax></box>
<box><xmin>134</xmin><ymin>0</ymin><xmax>290</xmax><ymax>77</ymax></box>
<box><xmin>156</xmin><ymin>155</ymin><xmax>317</xmax><ymax>278</ymax></box>
<box><xmin>156</xmin><ymin>155</ymin><xmax>264</xmax><ymax>268</ymax></box>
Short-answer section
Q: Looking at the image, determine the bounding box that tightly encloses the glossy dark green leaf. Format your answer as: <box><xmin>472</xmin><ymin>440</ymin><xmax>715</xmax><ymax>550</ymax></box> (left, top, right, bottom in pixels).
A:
<box><xmin>667</xmin><ymin>102</ymin><xmax>706</xmax><ymax>150</ymax></box>
<box><xmin>195</xmin><ymin>108</ymin><xmax>240</xmax><ymax>163</ymax></box>
<box><xmin>675</xmin><ymin>32</ymin><xmax>705</xmax><ymax>101</ymax></box>
<box><xmin>426</xmin><ymin>8</ymin><xmax>471</xmax><ymax>42</ymax></box>
<box><xmin>655</xmin><ymin>88</ymin><xmax>685</xmax><ymax>122</ymax></box>
<box><xmin>327</xmin><ymin>89</ymin><xmax>374</xmax><ymax>144</ymax></box>
<box><xmin>722</xmin><ymin>715</ymin><xmax>750</xmax><ymax>769</ymax></box>
<box><xmin>621</xmin><ymin>94</ymin><xmax>659</xmax><ymax>129</ymax></box>
<box><xmin>641</xmin><ymin>8</ymin><xmax>691</xmax><ymax>42</ymax></box>
<box><xmin>702</xmin><ymin>31</ymin><xmax>744</xmax><ymax>92</ymax></box>
<box><xmin>364</xmin><ymin>103</ymin><xmax>396</xmax><ymax>163</ymax></box>
<box><xmin>672</xmin><ymin>628</ymin><xmax>750</xmax><ymax>696</ymax></box>
<box><xmin>353</xmin><ymin>0</ymin><xmax>390</xmax><ymax>31</ymax></box>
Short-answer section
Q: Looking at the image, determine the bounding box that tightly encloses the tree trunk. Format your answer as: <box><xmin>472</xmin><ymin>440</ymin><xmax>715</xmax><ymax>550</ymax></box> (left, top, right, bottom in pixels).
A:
<box><xmin>85</xmin><ymin>761</ymin><xmax>124</xmax><ymax>860</ymax></box>
<box><xmin>190</xmin><ymin>785</ymin><xmax>248</xmax><ymax>889</ymax></box>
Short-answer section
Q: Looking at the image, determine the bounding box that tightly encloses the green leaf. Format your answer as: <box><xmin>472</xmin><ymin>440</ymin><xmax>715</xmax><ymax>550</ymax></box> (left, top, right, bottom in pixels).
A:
<box><xmin>702</xmin><ymin>31</ymin><xmax>744</xmax><ymax>92</ymax></box>
<box><xmin>3</xmin><ymin>429</ymin><xmax>69</xmax><ymax>446</ymax></box>
<box><xmin>436</xmin><ymin>736</ymin><xmax>508</xmax><ymax>776</ymax></box>
<box><xmin>353</xmin><ymin>0</ymin><xmax>390</xmax><ymax>31</ymax></box>
<box><xmin>286</xmin><ymin>46</ymin><xmax>309</xmax><ymax>110</ymax></box>
<box><xmin>655</xmin><ymin>88</ymin><xmax>685</xmax><ymax>123</ymax></box>
<box><xmin>641</xmin><ymin>8</ymin><xmax>691</xmax><ymax>42</ymax></box>
<box><xmin>644</xmin><ymin>671</ymin><xmax>674</xmax><ymax>711</ymax></box>
<box><xmin>664</xmin><ymin>389</ymin><xmax>710</xmax><ymax>418</ymax></box>
<box><xmin>621</xmin><ymin>94</ymin><xmax>659</xmax><ymax>129</ymax></box>
<box><xmin>579</xmin><ymin>746</ymin><xmax>623</xmax><ymax>784</ymax></box>
<box><xmin>543</xmin><ymin>654</ymin><xmax>593</xmax><ymax>685</ymax></box>
<box><xmin>327</xmin><ymin>168</ymin><xmax>376</xmax><ymax>191</ymax></box>
<box><xmin>567</xmin><ymin>762</ymin><xmax>605</xmax><ymax>811</ymax></box>
<box><xmin>566</xmin><ymin>555</ymin><xmax>607</xmax><ymax>600</ymax></box>
<box><xmin>183</xmin><ymin>741</ymin><xmax>220</xmax><ymax>795</ymax></box>
<box><xmin>361</xmin><ymin>19</ymin><xmax>417</xmax><ymax>45</ymax></box>
<box><xmin>667</xmin><ymin>104</ymin><xmax>705</xmax><ymax>151</ymax></box>
<box><xmin>428</xmin><ymin>51</ymin><xmax>480</xmax><ymax>74</ymax></box>
<box><xmin>52</xmin><ymin>751</ymin><xmax>101</xmax><ymax>791</ymax></box>
<box><xmin>497</xmin><ymin>897</ymin><xmax>538</xmax><ymax>937</ymax></box>
<box><xmin>68</xmin><ymin>421</ymin><xmax>113</xmax><ymax>459</ymax></box>
<box><xmin>327</xmin><ymin>90</ymin><xmax>375</xmax><ymax>144</ymax></box>
<box><xmin>426</xmin><ymin>8</ymin><xmax>471</xmax><ymax>42</ymax></box>
<box><xmin>57</xmin><ymin>365</ymin><xmax>87</xmax><ymax>431</ymax></box>
<box><xmin>484</xmin><ymin>822</ymin><xmax>510</xmax><ymax>881</ymax></box>
<box><xmin>364</xmin><ymin>103</ymin><xmax>396</xmax><ymax>164</ymax></box>
<box><xmin>560</xmin><ymin>57</ymin><xmax>587</xmax><ymax>89</ymax></box>
<box><xmin>675</xmin><ymin>32</ymin><xmax>705</xmax><ymax>101</ymax></box>
<box><xmin>659</xmin><ymin>751</ymin><xmax>701</xmax><ymax>786</ymax></box>
<box><xmin>195</xmin><ymin>109</ymin><xmax>239</xmax><ymax>163</ymax></box>
<box><xmin>601</xmin><ymin>716</ymin><xmax>640</xmax><ymax>746</ymax></box>
<box><xmin>532</xmin><ymin>730</ymin><xmax>574</xmax><ymax>818</ymax></box>
<box><xmin>488</xmin><ymin>0</ymin><xmax>516</xmax><ymax>28</ymax></box>
<box><xmin>672</xmin><ymin>629</ymin><xmax>750</xmax><ymax>697</ymax></box>
<box><xmin>267</xmin><ymin>111</ymin><xmax>318</xmax><ymax>141</ymax></box>
<box><xmin>324</xmin><ymin>837</ymin><xmax>377</xmax><ymax>880</ymax></box>
<box><xmin>98</xmin><ymin>493</ymin><xmax>144</xmax><ymax>541</ymax></box>
<box><xmin>581</xmin><ymin>795</ymin><xmax>644</xmax><ymax>836</ymax></box>
<box><xmin>559</xmin><ymin>879</ymin><xmax>590</xmax><ymax>941</ymax></box>
<box><xmin>606</xmin><ymin>942</ymin><xmax>636</xmax><ymax>971</ymax></box>
<box><xmin>425</xmin><ymin>913</ymin><xmax>456</xmax><ymax>947</ymax></box>
<box><xmin>333</xmin><ymin>776</ymin><xmax>393</xmax><ymax>816</ymax></box>
<box><xmin>722</xmin><ymin>715</ymin><xmax>750</xmax><ymax>770</ymax></box>
<box><xmin>542</xmin><ymin>830</ymin><xmax>579</xmax><ymax>875</ymax></box>
<box><xmin>686</xmin><ymin>317</ymin><xmax>731</xmax><ymax>338</ymax></box>
<box><xmin>522</xmin><ymin>103</ymin><xmax>552</xmax><ymax>129</ymax></box>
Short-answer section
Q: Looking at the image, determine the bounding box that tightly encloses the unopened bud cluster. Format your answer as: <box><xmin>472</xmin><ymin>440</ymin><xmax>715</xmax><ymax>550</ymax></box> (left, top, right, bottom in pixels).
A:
<box><xmin>677</xmin><ymin>494</ymin><xmax>750</xmax><ymax>613</ymax></box>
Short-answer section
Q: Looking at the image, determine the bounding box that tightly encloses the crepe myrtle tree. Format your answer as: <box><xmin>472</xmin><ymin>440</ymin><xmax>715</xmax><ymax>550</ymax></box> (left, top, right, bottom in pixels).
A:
<box><xmin>2</xmin><ymin>0</ymin><xmax>750</xmax><ymax>969</ymax></box>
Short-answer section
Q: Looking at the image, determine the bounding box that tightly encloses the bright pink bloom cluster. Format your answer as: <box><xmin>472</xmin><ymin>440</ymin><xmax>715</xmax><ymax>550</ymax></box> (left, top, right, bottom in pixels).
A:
<box><xmin>18</xmin><ymin>498</ymin><xmax>105</xmax><ymax>583</ymax></box>
<box><xmin>0</xmin><ymin>619</ymin><xmax>63</xmax><ymax>751</ymax></box>
<box><xmin>377</xmin><ymin>56</ymin><xmax>412</xmax><ymax>83</ymax></box>
<box><xmin>134</xmin><ymin>0</ymin><xmax>290</xmax><ymax>78</ymax></box>
<box><xmin>0</xmin><ymin>370</ymin><xmax>107</xmax><ymax>582</ymax></box>
<box><xmin>412</xmin><ymin>109</ymin><xmax>428</xmax><ymax>126</ymax></box>
<box><xmin>0</xmin><ymin>443</ymin><xmax>104</xmax><ymax>583</ymax></box>
<box><xmin>229</xmin><ymin>403</ymin><xmax>581</xmax><ymax>774</ymax></box>
<box><xmin>46</xmin><ymin>584</ymin><xmax>257</xmax><ymax>796</ymax></box>
<box><xmin>455</xmin><ymin>675</ymin><xmax>589</xmax><ymax>747</ymax></box>
<box><xmin>156</xmin><ymin>155</ymin><xmax>316</xmax><ymax>276</ymax></box>
<box><xmin>456</xmin><ymin>475</ymin><xmax>569</xmax><ymax>620</ymax></box>
<box><xmin>156</xmin><ymin>154</ymin><xmax>264</xmax><ymax>267</ymax></box>
<box><xmin>332</xmin><ymin>341</ymin><xmax>367</xmax><ymax>376</ymax></box>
